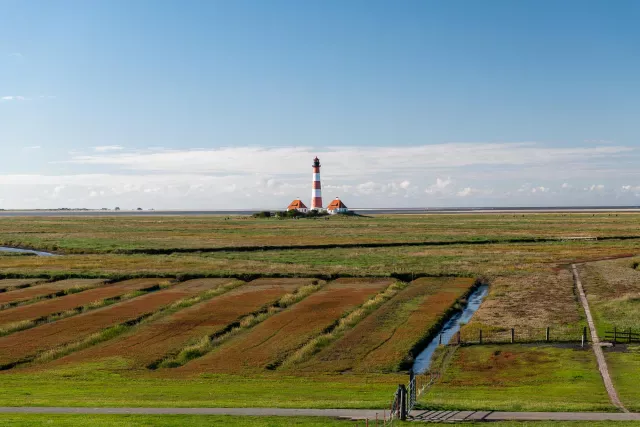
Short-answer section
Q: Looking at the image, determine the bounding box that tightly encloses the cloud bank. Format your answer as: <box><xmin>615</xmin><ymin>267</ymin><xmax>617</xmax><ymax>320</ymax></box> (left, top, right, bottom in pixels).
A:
<box><xmin>1</xmin><ymin>142</ymin><xmax>639</xmax><ymax>209</ymax></box>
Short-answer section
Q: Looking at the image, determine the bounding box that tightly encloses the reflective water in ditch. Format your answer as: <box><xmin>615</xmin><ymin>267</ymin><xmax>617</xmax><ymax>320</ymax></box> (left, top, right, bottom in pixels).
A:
<box><xmin>412</xmin><ymin>284</ymin><xmax>489</xmax><ymax>374</ymax></box>
<box><xmin>0</xmin><ymin>247</ymin><xmax>56</xmax><ymax>256</ymax></box>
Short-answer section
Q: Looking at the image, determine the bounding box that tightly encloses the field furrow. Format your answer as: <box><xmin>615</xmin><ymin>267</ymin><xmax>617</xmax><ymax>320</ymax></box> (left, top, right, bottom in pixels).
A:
<box><xmin>0</xmin><ymin>279</ymin><xmax>211</xmax><ymax>367</ymax></box>
<box><xmin>44</xmin><ymin>278</ymin><xmax>311</xmax><ymax>368</ymax></box>
<box><xmin>294</xmin><ymin>277</ymin><xmax>474</xmax><ymax>373</ymax></box>
<box><xmin>180</xmin><ymin>278</ymin><xmax>394</xmax><ymax>374</ymax></box>
<box><xmin>0</xmin><ymin>279</ymin><xmax>44</xmax><ymax>292</ymax></box>
<box><xmin>0</xmin><ymin>279</ymin><xmax>161</xmax><ymax>328</ymax></box>
<box><xmin>0</xmin><ymin>279</ymin><xmax>103</xmax><ymax>306</ymax></box>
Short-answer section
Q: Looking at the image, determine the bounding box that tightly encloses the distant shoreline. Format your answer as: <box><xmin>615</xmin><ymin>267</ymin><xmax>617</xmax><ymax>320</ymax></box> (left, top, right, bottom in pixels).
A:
<box><xmin>0</xmin><ymin>206</ymin><xmax>639</xmax><ymax>217</ymax></box>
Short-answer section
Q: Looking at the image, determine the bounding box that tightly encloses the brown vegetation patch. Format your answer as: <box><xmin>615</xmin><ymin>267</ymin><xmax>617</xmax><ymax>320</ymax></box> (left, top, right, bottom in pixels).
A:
<box><xmin>45</xmin><ymin>279</ymin><xmax>303</xmax><ymax>369</ymax></box>
<box><xmin>296</xmin><ymin>277</ymin><xmax>474</xmax><ymax>373</ymax></box>
<box><xmin>0</xmin><ymin>279</ymin><xmax>159</xmax><ymax>327</ymax></box>
<box><xmin>466</xmin><ymin>268</ymin><xmax>582</xmax><ymax>331</ymax></box>
<box><xmin>0</xmin><ymin>279</ymin><xmax>103</xmax><ymax>306</ymax></box>
<box><xmin>179</xmin><ymin>278</ymin><xmax>393</xmax><ymax>374</ymax></box>
<box><xmin>0</xmin><ymin>279</ymin><xmax>203</xmax><ymax>367</ymax></box>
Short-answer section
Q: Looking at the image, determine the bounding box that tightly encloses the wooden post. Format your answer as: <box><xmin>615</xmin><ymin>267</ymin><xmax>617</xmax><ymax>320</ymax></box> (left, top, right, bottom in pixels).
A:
<box><xmin>439</xmin><ymin>333</ymin><xmax>442</xmax><ymax>345</ymax></box>
<box><xmin>546</xmin><ymin>327</ymin><xmax>550</xmax><ymax>342</ymax></box>
<box><xmin>511</xmin><ymin>328</ymin><xmax>515</xmax><ymax>344</ymax></box>
<box><xmin>456</xmin><ymin>331</ymin><xmax>461</xmax><ymax>345</ymax></box>
<box><xmin>582</xmin><ymin>326</ymin><xmax>587</xmax><ymax>348</ymax></box>
<box><xmin>479</xmin><ymin>329</ymin><xmax>483</xmax><ymax>344</ymax></box>
<box><xmin>614</xmin><ymin>327</ymin><xmax>617</xmax><ymax>346</ymax></box>
<box><xmin>399</xmin><ymin>384</ymin><xmax>408</xmax><ymax>421</ymax></box>
<box><xmin>629</xmin><ymin>329</ymin><xmax>632</xmax><ymax>344</ymax></box>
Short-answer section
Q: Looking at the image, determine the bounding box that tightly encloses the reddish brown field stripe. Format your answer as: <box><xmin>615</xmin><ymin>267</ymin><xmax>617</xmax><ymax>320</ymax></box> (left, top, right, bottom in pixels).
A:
<box><xmin>44</xmin><ymin>278</ymin><xmax>311</xmax><ymax>369</ymax></box>
<box><xmin>0</xmin><ymin>279</ymin><xmax>162</xmax><ymax>327</ymax></box>
<box><xmin>0</xmin><ymin>279</ymin><xmax>210</xmax><ymax>367</ymax></box>
<box><xmin>180</xmin><ymin>278</ymin><xmax>394</xmax><ymax>374</ymax></box>
<box><xmin>298</xmin><ymin>277</ymin><xmax>475</xmax><ymax>373</ymax></box>
<box><xmin>0</xmin><ymin>279</ymin><xmax>44</xmax><ymax>292</ymax></box>
<box><xmin>0</xmin><ymin>279</ymin><xmax>104</xmax><ymax>306</ymax></box>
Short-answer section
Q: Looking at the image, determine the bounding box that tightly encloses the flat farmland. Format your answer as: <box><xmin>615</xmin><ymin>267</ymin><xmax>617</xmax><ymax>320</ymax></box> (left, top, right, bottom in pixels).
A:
<box><xmin>0</xmin><ymin>279</ymin><xmax>207</xmax><ymax>368</ymax></box>
<box><xmin>0</xmin><ymin>279</ymin><xmax>103</xmax><ymax>306</ymax></box>
<box><xmin>180</xmin><ymin>278</ymin><xmax>394</xmax><ymax>374</ymax></box>
<box><xmin>296</xmin><ymin>277</ymin><xmax>475</xmax><ymax>373</ymax></box>
<box><xmin>0</xmin><ymin>213</ymin><xmax>637</xmax><ymax>412</ymax></box>
<box><xmin>0</xmin><ymin>278</ymin><xmax>160</xmax><ymax>328</ymax></box>
<box><xmin>44</xmin><ymin>278</ymin><xmax>312</xmax><ymax>369</ymax></box>
<box><xmin>0</xmin><ymin>239</ymin><xmax>637</xmax><ymax>279</ymax></box>
<box><xmin>0</xmin><ymin>214</ymin><xmax>639</xmax><ymax>254</ymax></box>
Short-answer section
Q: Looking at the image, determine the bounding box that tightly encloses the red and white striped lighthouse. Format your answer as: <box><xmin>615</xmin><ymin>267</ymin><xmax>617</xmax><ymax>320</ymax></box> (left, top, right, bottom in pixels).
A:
<box><xmin>311</xmin><ymin>156</ymin><xmax>323</xmax><ymax>210</ymax></box>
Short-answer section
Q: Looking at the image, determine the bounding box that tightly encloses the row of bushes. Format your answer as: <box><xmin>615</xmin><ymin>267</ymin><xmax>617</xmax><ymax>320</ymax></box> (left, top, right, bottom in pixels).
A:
<box><xmin>252</xmin><ymin>210</ymin><xmax>330</xmax><ymax>218</ymax></box>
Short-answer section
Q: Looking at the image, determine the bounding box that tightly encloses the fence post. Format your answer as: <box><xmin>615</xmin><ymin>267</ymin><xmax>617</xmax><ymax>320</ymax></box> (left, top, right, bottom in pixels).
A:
<box><xmin>629</xmin><ymin>329</ymin><xmax>632</xmax><ymax>344</ymax></box>
<box><xmin>582</xmin><ymin>326</ymin><xmax>587</xmax><ymax>348</ymax></box>
<box><xmin>479</xmin><ymin>329</ymin><xmax>483</xmax><ymax>344</ymax></box>
<box><xmin>511</xmin><ymin>328</ymin><xmax>515</xmax><ymax>344</ymax></box>
<box><xmin>439</xmin><ymin>333</ymin><xmax>442</xmax><ymax>345</ymax></box>
<box><xmin>614</xmin><ymin>327</ymin><xmax>617</xmax><ymax>346</ymax></box>
<box><xmin>399</xmin><ymin>384</ymin><xmax>407</xmax><ymax>421</ymax></box>
<box><xmin>546</xmin><ymin>327</ymin><xmax>550</xmax><ymax>342</ymax></box>
<box><xmin>457</xmin><ymin>331</ymin><xmax>461</xmax><ymax>345</ymax></box>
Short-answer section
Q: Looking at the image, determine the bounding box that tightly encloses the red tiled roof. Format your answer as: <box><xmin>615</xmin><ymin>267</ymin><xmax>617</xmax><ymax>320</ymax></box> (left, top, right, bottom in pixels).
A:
<box><xmin>287</xmin><ymin>199</ymin><xmax>308</xmax><ymax>210</ymax></box>
<box><xmin>327</xmin><ymin>198</ymin><xmax>347</xmax><ymax>209</ymax></box>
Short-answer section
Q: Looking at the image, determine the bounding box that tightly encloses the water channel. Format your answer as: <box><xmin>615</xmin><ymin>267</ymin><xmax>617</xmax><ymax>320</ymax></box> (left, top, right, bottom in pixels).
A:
<box><xmin>412</xmin><ymin>284</ymin><xmax>489</xmax><ymax>374</ymax></box>
<box><xmin>0</xmin><ymin>247</ymin><xmax>56</xmax><ymax>256</ymax></box>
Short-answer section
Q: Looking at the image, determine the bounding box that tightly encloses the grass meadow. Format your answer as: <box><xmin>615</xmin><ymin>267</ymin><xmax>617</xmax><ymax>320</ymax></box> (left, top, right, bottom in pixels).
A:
<box><xmin>0</xmin><ymin>416</ymin><xmax>638</xmax><ymax>427</ymax></box>
<box><xmin>0</xmin><ymin>213</ymin><xmax>638</xmax><ymax>415</ymax></box>
<box><xmin>0</xmin><ymin>213</ymin><xmax>638</xmax><ymax>254</ymax></box>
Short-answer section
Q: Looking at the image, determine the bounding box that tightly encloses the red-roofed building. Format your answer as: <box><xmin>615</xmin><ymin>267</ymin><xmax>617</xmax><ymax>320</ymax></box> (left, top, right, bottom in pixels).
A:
<box><xmin>287</xmin><ymin>199</ymin><xmax>308</xmax><ymax>213</ymax></box>
<box><xmin>327</xmin><ymin>197</ymin><xmax>349</xmax><ymax>215</ymax></box>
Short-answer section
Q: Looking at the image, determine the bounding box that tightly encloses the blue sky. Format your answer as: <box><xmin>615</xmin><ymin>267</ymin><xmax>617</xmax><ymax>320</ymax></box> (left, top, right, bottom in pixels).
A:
<box><xmin>1</xmin><ymin>0</ymin><xmax>639</xmax><ymax>209</ymax></box>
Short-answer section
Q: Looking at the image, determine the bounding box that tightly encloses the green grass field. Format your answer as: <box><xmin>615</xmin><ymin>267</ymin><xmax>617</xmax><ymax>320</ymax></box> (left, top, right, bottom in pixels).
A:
<box><xmin>2</xmin><ymin>415</ymin><xmax>640</xmax><ymax>427</ymax></box>
<box><xmin>0</xmin><ymin>214</ymin><xmax>638</xmax><ymax>416</ymax></box>
<box><xmin>421</xmin><ymin>345</ymin><xmax>613</xmax><ymax>412</ymax></box>
<box><xmin>0</xmin><ymin>214</ymin><xmax>638</xmax><ymax>254</ymax></box>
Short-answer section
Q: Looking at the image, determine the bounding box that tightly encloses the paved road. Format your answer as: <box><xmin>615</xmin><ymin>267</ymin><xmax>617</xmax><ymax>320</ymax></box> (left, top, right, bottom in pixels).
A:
<box><xmin>1</xmin><ymin>407</ymin><xmax>640</xmax><ymax>422</ymax></box>
<box><xmin>572</xmin><ymin>264</ymin><xmax>627</xmax><ymax>412</ymax></box>
<box><xmin>411</xmin><ymin>410</ymin><xmax>640</xmax><ymax>422</ymax></box>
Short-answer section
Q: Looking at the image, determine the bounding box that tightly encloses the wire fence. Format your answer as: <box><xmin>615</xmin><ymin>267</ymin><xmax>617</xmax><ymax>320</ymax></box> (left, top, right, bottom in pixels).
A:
<box><xmin>457</xmin><ymin>326</ymin><xmax>589</xmax><ymax>345</ymax></box>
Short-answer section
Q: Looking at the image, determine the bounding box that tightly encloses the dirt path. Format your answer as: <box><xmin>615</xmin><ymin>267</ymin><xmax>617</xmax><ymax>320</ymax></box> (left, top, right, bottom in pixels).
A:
<box><xmin>572</xmin><ymin>264</ymin><xmax>627</xmax><ymax>413</ymax></box>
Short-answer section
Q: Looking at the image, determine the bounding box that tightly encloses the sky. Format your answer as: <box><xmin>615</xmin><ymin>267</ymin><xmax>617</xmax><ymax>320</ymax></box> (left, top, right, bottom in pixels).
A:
<box><xmin>1</xmin><ymin>0</ymin><xmax>639</xmax><ymax>209</ymax></box>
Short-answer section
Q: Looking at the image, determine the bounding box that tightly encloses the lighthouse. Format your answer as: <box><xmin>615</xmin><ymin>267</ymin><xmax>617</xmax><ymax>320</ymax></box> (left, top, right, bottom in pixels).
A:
<box><xmin>311</xmin><ymin>157</ymin><xmax>323</xmax><ymax>210</ymax></box>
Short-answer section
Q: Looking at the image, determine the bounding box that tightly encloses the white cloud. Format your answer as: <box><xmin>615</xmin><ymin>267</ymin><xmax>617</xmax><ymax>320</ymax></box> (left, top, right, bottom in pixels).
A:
<box><xmin>8</xmin><ymin>53</ymin><xmax>23</xmax><ymax>58</ymax></box>
<box><xmin>23</xmin><ymin>146</ymin><xmax>41</xmax><ymax>151</ymax></box>
<box><xmin>1</xmin><ymin>96</ymin><xmax>29</xmax><ymax>101</ymax></box>
<box><xmin>64</xmin><ymin>143</ymin><xmax>634</xmax><ymax>177</ymax></box>
<box><xmin>425</xmin><ymin>177</ymin><xmax>453</xmax><ymax>194</ymax></box>
<box><xmin>0</xmin><ymin>142</ymin><xmax>636</xmax><ymax>209</ymax></box>
<box><xmin>531</xmin><ymin>186</ymin><xmax>549</xmax><ymax>193</ymax></box>
<box><xmin>93</xmin><ymin>145</ymin><xmax>124</xmax><ymax>152</ymax></box>
<box><xmin>457</xmin><ymin>187</ymin><xmax>473</xmax><ymax>197</ymax></box>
